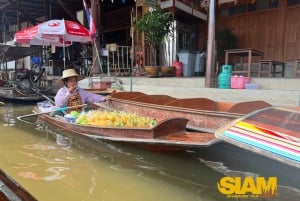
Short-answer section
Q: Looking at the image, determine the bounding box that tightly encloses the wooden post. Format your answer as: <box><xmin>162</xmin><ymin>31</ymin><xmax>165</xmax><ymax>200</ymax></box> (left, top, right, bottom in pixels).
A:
<box><xmin>205</xmin><ymin>0</ymin><xmax>216</xmax><ymax>88</ymax></box>
<box><xmin>91</xmin><ymin>0</ymin><xmax>101</xmax><ymax>74</ymax></box>
<box><xmin>44</xmin><ymin>0</ymin><xmax>50</xmax><ymax>20</ymax></box>
<box><xmin>16</xmin><ymin>0</ymin><xmax>20</xmax><ymax>31</ymax></box>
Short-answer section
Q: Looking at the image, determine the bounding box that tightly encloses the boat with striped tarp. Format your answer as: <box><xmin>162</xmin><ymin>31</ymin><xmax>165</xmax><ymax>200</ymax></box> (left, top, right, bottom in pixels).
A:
<box><xmin>215</xmin><ymin>107</ymin><xmax>300</xmax><ymax>168</ymax></box>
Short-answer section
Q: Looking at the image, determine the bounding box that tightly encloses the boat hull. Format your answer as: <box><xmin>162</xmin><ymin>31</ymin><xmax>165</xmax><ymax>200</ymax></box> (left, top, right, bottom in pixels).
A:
<box><xmin>0</xmin><ymin>88</ymin><xmax>55</xmax><ymax>104</ymax></box>
<box><xmin>0</xmin><ymin>169</ymin><xmax>37</xmax><ymax>201</ymax></box>
<box><xmin>36</xmin><ymin>108</ymin><xmax>218</xmax><ymax>149</ymax></box>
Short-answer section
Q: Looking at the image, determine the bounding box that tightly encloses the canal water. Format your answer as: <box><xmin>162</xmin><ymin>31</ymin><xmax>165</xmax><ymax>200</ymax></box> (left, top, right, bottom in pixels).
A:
<box><xmin>1</xmin><ymin>103</ymin><xmax>300</xmax><ymax>201</ymax></box>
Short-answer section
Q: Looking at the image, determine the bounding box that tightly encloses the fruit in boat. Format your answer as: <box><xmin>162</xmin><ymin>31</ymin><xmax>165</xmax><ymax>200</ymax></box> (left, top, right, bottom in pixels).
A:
<box><xmin>76</xmin><ymin>110</ymin><xmax>156</xmax><ymax>128</ymax></box>
<box><xmin>70</xmin><ymin>111</ymin><xmax>80</xmax><ymax>118</ymax></box>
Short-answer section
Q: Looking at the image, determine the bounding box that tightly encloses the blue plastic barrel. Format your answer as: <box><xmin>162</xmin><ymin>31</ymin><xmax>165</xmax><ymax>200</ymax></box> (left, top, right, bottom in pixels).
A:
<box><xmin>31</xmin><ymin>57</ymin><xmax>41</xmax><ymax>65</ymax></box>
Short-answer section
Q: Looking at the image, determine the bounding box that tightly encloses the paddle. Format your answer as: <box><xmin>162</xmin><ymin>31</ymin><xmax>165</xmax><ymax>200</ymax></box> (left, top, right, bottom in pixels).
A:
<box><xmin>17</xmin><ymin>104</ymin><xmax>87</xmax><ymax>121</ymax></box>
<box><xmin>30</xmin><ymin>84</ymin><xmax>67</xmax><ymax>115</ymax></box>
<box><xmin>30</xmin><ymin>86</ymin><xmax>55</xmax><ymax>103</ymax></box>
<box><xmin>33</xmin><ymin>68</ymin><xmax>46</xmax><ymax>83</ymax></box>
<box><xmin>28</xmin><ymin>67</ymin><xmax>54</xmax><ymax>101</ymax></box>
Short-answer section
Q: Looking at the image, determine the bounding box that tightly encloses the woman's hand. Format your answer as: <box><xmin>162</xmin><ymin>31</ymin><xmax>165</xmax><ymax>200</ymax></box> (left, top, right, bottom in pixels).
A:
<box><xmin>105</xmin><ymin>95</ymin><xmax>111</xmax><ymax>101</ymax></box>
<box><xmin>68</xmin><ymin>86</ymin><xmax>76</xmax><ymax>93</ymax></box>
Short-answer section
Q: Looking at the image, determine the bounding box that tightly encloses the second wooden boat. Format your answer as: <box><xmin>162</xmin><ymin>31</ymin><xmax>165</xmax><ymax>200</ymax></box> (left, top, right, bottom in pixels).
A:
<box><xmin>95</xmin><ymin>91</ymin><xmax>272</xmax><ymax>133</ymax></box>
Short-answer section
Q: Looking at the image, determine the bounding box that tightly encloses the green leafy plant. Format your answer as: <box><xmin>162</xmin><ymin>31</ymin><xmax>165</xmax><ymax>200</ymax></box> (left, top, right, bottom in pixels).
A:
<box><xmin>216</xmin><ymin>26</ymin><xmax>238</xmax><ymax>62</ymax></box>
<box><xmin>135</xmin><ymin>9</ymin><xmax>174</xmax><ymax>66</ymax></box>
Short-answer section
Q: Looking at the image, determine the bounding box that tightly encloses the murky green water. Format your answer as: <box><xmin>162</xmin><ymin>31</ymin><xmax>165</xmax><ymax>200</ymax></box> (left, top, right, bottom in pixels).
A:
<box><xmin>0</xmin><ymin>103</ymin><xmax>300</xmax><ymax>201</ymax></box>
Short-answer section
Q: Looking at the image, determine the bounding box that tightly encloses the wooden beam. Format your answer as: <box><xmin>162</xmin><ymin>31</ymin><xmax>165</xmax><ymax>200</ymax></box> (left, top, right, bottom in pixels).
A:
<box><xmin>92</xmin><ymin>0</ymin><xmax>101</xmax><ymax>74</ymax></box>
<box><xmin>0</xmin><ymin>12</ymin><xmax>3</xmax><ymax>43</ymax></box>
<box><xmin>16</xmin><ymin>0</ymin><xmax>20</xmax><ymax>31</ymax></box>
<box><xmin>44</xmin><ymin>0</ymin><xmax>50</xmax><ymax>20</ymax></box>
<box><xmin>0</xmin><ymin>2</ymin><xmax>10</xmax><ymax>10</ymax></box>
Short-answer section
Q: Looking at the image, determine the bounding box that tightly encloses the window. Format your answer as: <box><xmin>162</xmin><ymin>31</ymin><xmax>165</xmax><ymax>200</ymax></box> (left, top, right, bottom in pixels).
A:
<box><xmin>219</xmin><ymin>0</ymin><xmax>279</xmax><ymax>16</ymax></box>
<box><xmin>178</xmin><ymin>32</ymin><xmax>192</xmax><ymax>50</ymax></box>
<box><xmin>287</xmin><ymin>0</ymin><xmax>300</xmax><ymax>6</ymax></box>
<box><xmin>177</xmin><ymin>22</ymin><xmax>197</xmax><ymax>51</ymax></box>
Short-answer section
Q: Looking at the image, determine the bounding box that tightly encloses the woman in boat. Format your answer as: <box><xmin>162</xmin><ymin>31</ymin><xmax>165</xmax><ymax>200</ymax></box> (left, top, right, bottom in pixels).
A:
<box><xmin>55</xmin><ymin>68</ymin><xmax>110</xmax><ymax>110</ymax></box>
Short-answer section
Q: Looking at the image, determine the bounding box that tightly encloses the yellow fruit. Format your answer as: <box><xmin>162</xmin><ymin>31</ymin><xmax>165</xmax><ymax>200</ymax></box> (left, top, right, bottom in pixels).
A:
<box><xmin>107</xmin><ymin>114</ymin><xmax>115</xmax><ymax>121</ymax></box>
<box><xmin>106</xmin><ymin>120</ymin><xmax>113</xmax><ymax>127</ymax></box>
<box><xmin>75</xmin><ymin>109</ymin><xmax>157</xmax><ymax>128</ymax></box>
<box><xmin>95</xmin><ymin>120</ymin><xmax>106</xmax><ymax>126</ymax></box>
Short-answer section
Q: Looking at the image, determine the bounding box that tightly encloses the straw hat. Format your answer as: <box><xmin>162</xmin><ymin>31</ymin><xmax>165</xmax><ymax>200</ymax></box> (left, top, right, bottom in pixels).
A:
<box><xmin>57</xmin><ymin>69</ymin><xmax>85</xmax><ymax>85</ymax></box>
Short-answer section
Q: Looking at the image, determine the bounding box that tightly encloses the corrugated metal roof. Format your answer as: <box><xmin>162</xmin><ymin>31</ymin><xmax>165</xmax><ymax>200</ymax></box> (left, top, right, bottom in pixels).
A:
<box><xmin>0</xmin><ymin>44</ymin><xmax>43</xmax><ymax>62</ymax></box>
<box><xmin>0</xmin><ymin>0</ymin><xmax>84</xmax><ymax>26</ymax></box>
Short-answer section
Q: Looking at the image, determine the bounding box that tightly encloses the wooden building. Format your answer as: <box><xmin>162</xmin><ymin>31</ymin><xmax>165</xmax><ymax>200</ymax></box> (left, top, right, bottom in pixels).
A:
<box><xmin>99</xmin><ymin>0</ymin><xmax>300</xmax><ymax>69</ymax></box>
<box><xmin>1</xmin><ymin>0</ymin><xmax>300</xmax><ymax>76</ymax></box>
<box><xmin>217</xmin><ymin>0</ymin><xmax>300</xmax><ymax>62</ymax></box>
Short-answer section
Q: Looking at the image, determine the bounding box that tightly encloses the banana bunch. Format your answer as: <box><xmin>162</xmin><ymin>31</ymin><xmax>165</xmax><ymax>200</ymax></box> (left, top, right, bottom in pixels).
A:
<box><xmin>76</xmin><ymin>110</ymin><xmax>157</xmax><ymax>128</ymax></box>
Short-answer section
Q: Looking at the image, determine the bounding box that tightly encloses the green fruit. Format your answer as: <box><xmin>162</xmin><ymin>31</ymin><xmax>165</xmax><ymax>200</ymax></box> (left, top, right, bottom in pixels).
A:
<box><xmin>70</xmin><ymin>111</ymin><xmax>80</xmax><ymax>117</ymax></box>
<box><xmin>80</xmin><ymin>120</ymin><xmax>89</xmax><ymax>125</ymax></box>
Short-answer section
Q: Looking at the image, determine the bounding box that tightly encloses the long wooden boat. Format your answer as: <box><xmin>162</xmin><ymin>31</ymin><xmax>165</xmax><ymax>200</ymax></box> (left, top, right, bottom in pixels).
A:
<box><xmin>0</xmin><ymin>88</ymin><xmax>55</xmax><ymax>104</ymax></box>
<box><xmin>94</xmin><ymin>91</ymin><xmax>272</xmax><ymax>133</ymax></box>
<box><xmin>215</xmin><ymin>107</ymin><xmax>300</xmax><ymax>168</ymax></box>
<box><xmin>34</xmin><ymin>107</ymin><xmax>218</xmax><ymax>149</ymax></box>
<box><xmin>0</xmin><ymin>169</ymin><xmax>37</xmax><ymax>201</ymax></box>
<box><xmin>32</xmin><ymin>100</ymin><xmax>300</xmax><ymax>168</ymax></box>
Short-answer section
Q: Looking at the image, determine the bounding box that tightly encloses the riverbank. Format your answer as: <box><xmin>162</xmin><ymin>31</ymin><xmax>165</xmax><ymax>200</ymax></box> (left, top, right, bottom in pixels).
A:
<box><xmin>79</xmin><ymin>76</ymin><xmax>300</xmax><ymax>107</ymax></box>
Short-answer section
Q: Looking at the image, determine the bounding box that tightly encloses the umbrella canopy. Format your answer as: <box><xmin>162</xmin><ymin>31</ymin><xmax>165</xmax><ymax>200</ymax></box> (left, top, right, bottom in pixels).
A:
<box><xmin>38</xmin><ymin>19</ymin><xmax>91</xmax><ymax>43</ymax></box>
<box><xmin>14</xmin><ymin>19</ymin><xmax>91</xmax><ymax>46</ymax></box>
<box><xmin>14</xmin><ymin>25</ymin><xmax>71</xmax><ymax>47</ymax></box>
<box><xmin>14</xmin><ymin>19</ymin><xmax>92</xmax><ymax>69</ymax></box>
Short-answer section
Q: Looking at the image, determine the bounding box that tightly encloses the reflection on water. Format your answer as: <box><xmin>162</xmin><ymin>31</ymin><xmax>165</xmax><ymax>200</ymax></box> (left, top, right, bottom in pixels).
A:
<box><xmin>2</xmin><ymin>104</ymin><xmax>16</xmax><ymax>126</ymax></box>
<box><xmin>56</xmin><ymin>134</ymin><xmax>71</xmax><ymax>147</ymax></box>
<box><xmin>18</xmin><ymin>166</ymin><xmax>70</xmax><ymax>181</ymax></box>
<box><xmin>0</xmin><ymin>104</ymin><xmax>300</xmax><ymax>201</ymax></box>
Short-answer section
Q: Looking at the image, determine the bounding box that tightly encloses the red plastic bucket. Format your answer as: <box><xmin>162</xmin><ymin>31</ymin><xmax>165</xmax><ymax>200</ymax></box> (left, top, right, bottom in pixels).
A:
<box><xmin>172</xmin><ymin>61</ymin><xmax>183</xmax><ymax>77</ymax></box>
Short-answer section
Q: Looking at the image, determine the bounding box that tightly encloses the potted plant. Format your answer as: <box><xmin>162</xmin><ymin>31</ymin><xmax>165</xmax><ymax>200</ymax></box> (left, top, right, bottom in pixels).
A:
<box><xmin>135</xmin><ymin>8</ymin><xmax>174</xmax><ymax>77</ymax></box>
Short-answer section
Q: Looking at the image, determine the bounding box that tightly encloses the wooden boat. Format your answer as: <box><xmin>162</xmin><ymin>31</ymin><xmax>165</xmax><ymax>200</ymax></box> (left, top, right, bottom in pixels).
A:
<box><xmin>30</xmin><ymin>100</ymin><xmax>300</xmax><ymax>168</ymax></box>
<box><xmin>215</xmin><ymin>107</ymin><xmax>300</xmax><ymax>168</ymax></box>
<box><xmin>34</xmin><ymin>107</ymin><xmax>218</xmax><ymax>149</ymax></box>
<box><xmin>0</xmin><ymin>88</ymin><xmax>55</xmax><ymax>104</ymax></box>
<box><xmin>0</xmin><ymin>44</ymin><xmax>55</xmax><ymax>104</ymax></box>
<box><xmin>94</xmin><ymin>91</ymin><xmax>272</xmax><ymax>133</ymax></box>
<box><xmin>0</xmin><ymin>168</ymin><xmax>37</xmax><ymax>201</ymax></box>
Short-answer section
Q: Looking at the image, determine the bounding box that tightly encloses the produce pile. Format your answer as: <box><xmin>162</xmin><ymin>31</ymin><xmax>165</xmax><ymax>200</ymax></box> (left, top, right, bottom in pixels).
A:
<box><xmin>68</xmin><ymin>110</ymin><xmax>157</xmax><ymax>128</ymax></box>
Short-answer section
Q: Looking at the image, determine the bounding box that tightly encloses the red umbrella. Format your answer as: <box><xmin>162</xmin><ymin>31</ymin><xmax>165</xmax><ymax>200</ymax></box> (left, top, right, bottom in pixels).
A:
<box><xmin>14</xmin><ymin>19</ymin><xmax>91</xmax><ymax>46</ymax></box>
<box><xmin>37</xmin><ymin>19</ymin><xmax>91</xmax><ymax>43</ymax></box>
<box><xmin>14</xmin><ymin>19</ymin><xmax>91</xmax><ymax>68</ymax></box>
<box><xmin>14</xmin><ymin>25</ymin><xmax>71</xmax><ymax>47</ymax></box>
